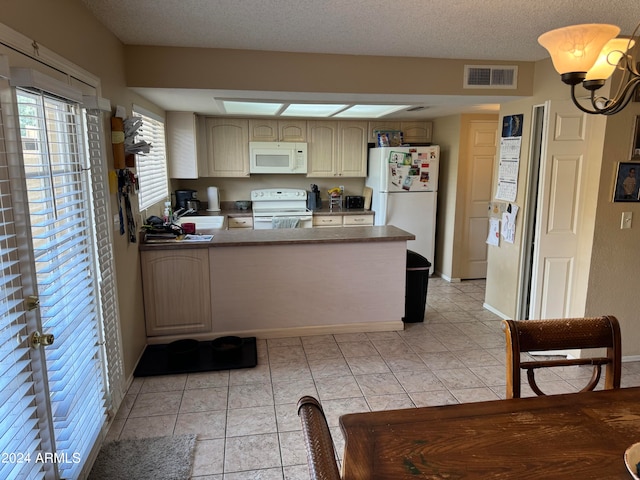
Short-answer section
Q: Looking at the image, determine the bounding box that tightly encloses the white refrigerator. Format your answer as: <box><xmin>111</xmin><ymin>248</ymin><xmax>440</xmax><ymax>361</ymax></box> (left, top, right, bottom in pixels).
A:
<box><xmin>366</xmin><ymin>146</ymin><xmax>439</xmax><ymax>274</ymax></box>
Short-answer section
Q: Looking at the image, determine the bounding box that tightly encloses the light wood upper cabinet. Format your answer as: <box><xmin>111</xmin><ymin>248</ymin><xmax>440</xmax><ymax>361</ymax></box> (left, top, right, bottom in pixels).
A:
<box><xmin>167</xmin><ymin>112</ymin><xmax>200</xmax><ymax>179</ymax></box>
<box><xmin>367</xmin><ymin>121</ymin><xmax>401</xmax><ymax>143</ymax></box>
<box><xmin>338</xmin><ymin>121</ymin><xmax>368</xmax><ymax>177</ymax></box>
<box><xmin>141</xmin><ymin>248</ymin><xmax>212</xmax><ymax>336</ymax></box>
<box><xmin>204</xmin><ymin>118</ymin><xmax>249</xmax><ymax>177</ymax></box>
<box><xmin>367</xmin><ymin>120</ymin><xmax>433</xmax><ymax>144</ymax></box>
<box><xmin>279</xmin><ymin>120</ymin><xmax>307</xmax><ymax>142</ymax></box>
<box><xmin>249</xmin><ymin>119</ymin><xmax>307</xmax><ymax>142</ymax></box>
<box><xmin>307</xmin><ymin>121</ymin><xmax>338</xmax><ymax>177</ymax></box>
<box><xmin>401</xmin><ymin>121</ymin><xmax>433</xmax><ymax>143</ymax></box>
<box><xmin>307</xmin><ymin>121</ymin><xmax>367</xmax><ymax>177</ymax></box>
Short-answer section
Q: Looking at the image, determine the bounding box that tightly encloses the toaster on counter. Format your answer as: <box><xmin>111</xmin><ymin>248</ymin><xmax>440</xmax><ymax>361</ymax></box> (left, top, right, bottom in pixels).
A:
<box><xmin>345</xmin><ymin>196</ymin><xmax>365</xmax><ymax>209</ymax></box>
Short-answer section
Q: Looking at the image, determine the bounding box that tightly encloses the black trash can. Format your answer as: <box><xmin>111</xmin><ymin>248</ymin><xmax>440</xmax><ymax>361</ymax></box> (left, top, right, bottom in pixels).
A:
<box><xmin>404</xmin><ymin>250</ymin><xmax>431</xmax><ymax>322</ymax></box>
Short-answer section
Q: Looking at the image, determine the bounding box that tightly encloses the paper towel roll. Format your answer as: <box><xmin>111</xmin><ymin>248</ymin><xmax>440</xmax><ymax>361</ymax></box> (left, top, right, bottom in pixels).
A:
<box><xmin>206</xmin><ymin>186</ymin><xmax>220</xmax><ymax>212</ymax></box>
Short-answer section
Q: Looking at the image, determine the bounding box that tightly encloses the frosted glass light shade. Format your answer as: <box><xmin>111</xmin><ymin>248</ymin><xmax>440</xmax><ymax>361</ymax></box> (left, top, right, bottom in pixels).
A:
<box><xmin>538</xmin><ymin>24</ymin><xmax>620</xmax><ymax>75</ymax></box>
<box><xmin>585</xmin><ymin>38</ymin><xmax>635</xmax><ymax>80</ymax></box>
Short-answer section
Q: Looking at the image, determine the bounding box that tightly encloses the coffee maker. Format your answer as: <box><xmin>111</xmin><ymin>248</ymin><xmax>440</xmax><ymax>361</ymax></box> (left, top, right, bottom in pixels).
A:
<box><xmin>174</xmin><ymin>189</ymin><xmax>197</xmax><ymax>210</ymax></box>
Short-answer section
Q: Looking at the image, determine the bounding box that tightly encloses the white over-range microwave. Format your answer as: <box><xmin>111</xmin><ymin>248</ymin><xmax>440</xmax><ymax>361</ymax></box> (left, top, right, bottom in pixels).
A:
<box><xmin>249</xmin><ymin>142</ymin><xmax>308</xmax><ymax>174</ymax></box>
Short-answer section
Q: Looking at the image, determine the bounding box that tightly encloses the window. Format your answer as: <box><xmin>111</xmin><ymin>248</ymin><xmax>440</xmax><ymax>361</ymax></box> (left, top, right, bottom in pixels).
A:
<box><xmin>132</xmin><ymin>105</ymin><xmax>168</xmax><ymax>211</ymax></box>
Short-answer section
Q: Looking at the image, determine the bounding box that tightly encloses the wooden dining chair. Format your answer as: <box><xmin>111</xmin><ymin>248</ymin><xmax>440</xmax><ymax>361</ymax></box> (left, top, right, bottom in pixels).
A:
<box><xmin>502</xmin><ymin>315</ymin><xmax>621</xmax><ymax>399</ymax></box>
<box><xmin>297</xmin><ymin>395</ymin><xmax>341</xmax><ymax>480</ymax></box>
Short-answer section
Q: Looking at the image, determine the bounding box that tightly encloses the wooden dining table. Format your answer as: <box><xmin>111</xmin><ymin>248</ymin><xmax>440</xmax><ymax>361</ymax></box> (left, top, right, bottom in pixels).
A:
<box><xmin>339</xmin><ymin>386</ymin><xmax>640</xmax><ymax>479</ymax></box>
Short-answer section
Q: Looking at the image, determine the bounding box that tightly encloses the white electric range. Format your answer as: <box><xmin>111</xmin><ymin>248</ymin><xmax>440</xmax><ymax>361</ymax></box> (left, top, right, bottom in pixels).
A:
<box><xmin>250</xmin><ymin>188</ymin><xmax>313</xmax><ymax>229</ymax></box>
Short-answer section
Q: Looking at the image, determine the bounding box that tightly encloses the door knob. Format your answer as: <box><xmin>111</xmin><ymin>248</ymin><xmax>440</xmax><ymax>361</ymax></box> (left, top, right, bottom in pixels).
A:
<box><xmin>29</xmin><ymin>331</ymin><xmax>55</xmax><ymax>349</ymax></box>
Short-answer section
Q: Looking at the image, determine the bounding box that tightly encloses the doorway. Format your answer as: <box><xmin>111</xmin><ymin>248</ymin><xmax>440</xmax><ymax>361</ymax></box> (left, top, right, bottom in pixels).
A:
<box><xmin>517</xmin><ymin>104</ymin><xmax>545</xmax><ymax>320</ymax></box>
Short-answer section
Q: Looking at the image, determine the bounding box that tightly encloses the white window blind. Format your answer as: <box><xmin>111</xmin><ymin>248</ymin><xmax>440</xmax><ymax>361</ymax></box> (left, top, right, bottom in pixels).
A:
<box><xmin>17</xmin><ymin>88</ymin><xmax>105</xmax><ymax>479</ymax></box>
<box><xmin>132</xmin><ymin>106</ymin><xmax>168</xmax><ymax>210</ymax></box>
<box><xmin>0</xmin><ymin>81</ymin><xmax>47</xmax><ymax>480</ymax></box>
<box><xmin>84</xmin><ymin>106</ymin><xmax>125</xmax><ymax>413</ymax></box>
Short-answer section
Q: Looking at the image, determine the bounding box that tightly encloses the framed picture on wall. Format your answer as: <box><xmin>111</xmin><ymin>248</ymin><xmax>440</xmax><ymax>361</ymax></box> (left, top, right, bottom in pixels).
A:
<box><xmin>613</xmin><ymin>162</ymin><xmax>640</xmax><ymax>202</ymax></box>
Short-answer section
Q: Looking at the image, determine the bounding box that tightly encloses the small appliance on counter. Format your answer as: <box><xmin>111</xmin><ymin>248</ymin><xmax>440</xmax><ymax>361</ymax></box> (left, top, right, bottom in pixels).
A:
<box><xmin>174</xmin><ymin>189</ymin><xmax>197</xmax><ymax>210</ymax></box>
<box><xmin>307</xmin><ymin>184</ymin><xmax>322</xmax><ymax>210</ymax></box>
<box><xmin>345</xmin><ymin>195</ymin><xmax>365</xmax><ymax>209</ymax></box>
<box><xmin>207</xmin><ymin>186</ymin><xmax>220</xmax><ymax>212</ymax></box>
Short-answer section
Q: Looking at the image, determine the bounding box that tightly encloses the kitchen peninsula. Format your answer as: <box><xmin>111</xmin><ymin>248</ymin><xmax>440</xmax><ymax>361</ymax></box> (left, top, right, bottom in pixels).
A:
<box><xmin>139</xmin><ymin>225</ymin><xmax>414</xmax><ymax>343</ymax></box>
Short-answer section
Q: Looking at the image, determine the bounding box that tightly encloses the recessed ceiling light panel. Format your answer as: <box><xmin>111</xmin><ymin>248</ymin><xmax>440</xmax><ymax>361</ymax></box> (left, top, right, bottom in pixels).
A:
<box><xmin>281</xmin><ymin>104</ymin><xmax>347</xmax><ymax>117</ymax></box>
<box><xmin>333</xmin><ymin>105</ymin><xmax>411</xmax><ymax>118</ymax></box>
<box><xmin>221</xmin><ymin>100</ymin><xmax>283</xmax><ymax>115</ymax></box>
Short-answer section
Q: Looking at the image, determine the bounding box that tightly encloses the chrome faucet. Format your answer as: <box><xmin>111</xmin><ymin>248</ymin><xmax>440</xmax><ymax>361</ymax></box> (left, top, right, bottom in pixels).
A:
<box><xmin>172</xmin><ymin>207</ymin><xmax>196</xmax><ymax>222</ymax></box>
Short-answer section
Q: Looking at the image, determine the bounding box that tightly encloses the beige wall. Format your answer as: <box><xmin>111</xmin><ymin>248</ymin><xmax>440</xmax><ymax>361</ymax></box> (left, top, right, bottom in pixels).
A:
<box><xmin>173</xmin><ymin>175</ymin><xmax>366</xmax><ymax>205</ymax></box>
<box><xmin>432</xmin><ymin>115</ymin><xmax>462</xmax><ymax>279</ymax></box>
<box><xmin>124</xmin><ymin>45</ymin><xmax>535</xmax><ymax>97</ymax></box>
<box><xmin>586</xmin><ymin>101</ymin><xmax>640</xmax><ymax>357</ymax></box>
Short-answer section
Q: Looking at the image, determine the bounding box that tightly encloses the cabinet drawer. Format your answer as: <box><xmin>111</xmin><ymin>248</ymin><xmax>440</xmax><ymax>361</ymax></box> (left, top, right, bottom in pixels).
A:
<box><xmin>228</xmin><ymin>217</ymin><xmax>253</xmax><ymax>228</ymax></box>
<box><xmin>313</xmin><ymin>215</ymin><xmax>342</xmax><ymax>227</ymax></box>
<box><xmin>343</xmin><ymin>215</ymin><xmax>374</xmax><ymax>226</ymax></box>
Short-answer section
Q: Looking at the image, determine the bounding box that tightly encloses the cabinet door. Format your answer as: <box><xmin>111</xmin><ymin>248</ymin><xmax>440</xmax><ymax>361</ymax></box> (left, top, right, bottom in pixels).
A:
<box><xmin>338</xmin><ymin>121</ymin><xmax>367</xmax><ymax>177</ymax></box>
<box><xmin>227</xmin><ymin>216</ymin><xmax>253</xmax><ymax>228</ymax></box>
<box><xmin>312</xmin><ymin>215</ymin><xmax>343</xmax><ymax>227</ymax></box>
<box><xmin>249</xmin><ymin>119</ymin><xmax>278</xmax><ymax>141</ymax></box>
<box><xmin>167</xmin><ymin>112</ymin><xmax>199</xmax><ymax>179</ymax></box>
<box><xmin>249</xmin><ymin>119</ymin><xmax>307</xmax><ymax>142</ymax></box>
<box><xmin>343</xmin><ymin>214</ymin><xmax>374</xmax><ymax>226</ymax></box>
<box><xmin>141</xmin><ymin>249</ymin><xmax>211</xmax><ymax>336</ymax></box>
<box><xmin>307</xmin><ymin>121</ymin><xmax>338</xmax><ymax>177</ymax></box>
<box><xmin>368</xmin><ymin>121</ymin><xmax>401</xmax><ymax>143</ymax></box>
<box><xmin>401</xmin><ymin>121</ymin><xmax>433</xmax><ymax>143</ymax></box>
<box><xmin>279</xmin><ymin>120</ymin><xmax>307</xmax><ymax>142</ymax></box>
<box><xmin>205</xmin><ymin>118</ymin><xmax>249</xmax><ymax>176</ymax></box>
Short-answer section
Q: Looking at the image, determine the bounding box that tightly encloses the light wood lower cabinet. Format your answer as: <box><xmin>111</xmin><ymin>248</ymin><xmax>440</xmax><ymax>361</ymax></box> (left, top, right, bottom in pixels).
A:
<box><xmin>140</xmin><ymin>248</ymin><xmax>211</xmax><ymax>336</ymax></box>
<box><xmin>227</xmin><ymin>216</ymin><xmax>253</xmax><ymax>228</ymax></box>
<box><xmin>343</xmin><ymin>214</ymin><xmax>374</xmax><ymax>226</ymax></box>
<box><xmin>312</xmin><ymin>215</ymin><xmax>343</xmax><ymax>227</ymax></box>
<box><xmin>313</xmin><ymin>214</ymin><xmax>374</xmax><ymax>227</ymax></box>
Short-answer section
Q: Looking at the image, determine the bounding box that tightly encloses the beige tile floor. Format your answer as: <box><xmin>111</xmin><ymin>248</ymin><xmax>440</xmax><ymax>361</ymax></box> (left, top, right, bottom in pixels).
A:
<box><xmin>106</xmin><ymin>277</ymin><xmax>640</xmax><ymax>479</ymax></box>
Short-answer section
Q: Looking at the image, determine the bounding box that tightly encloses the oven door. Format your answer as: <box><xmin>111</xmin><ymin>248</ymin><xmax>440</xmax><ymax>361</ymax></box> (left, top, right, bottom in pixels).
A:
<box><xmin>253</xmin><ymin>214</ymin><xmax>313</xmax><ymax>229</ymax></box>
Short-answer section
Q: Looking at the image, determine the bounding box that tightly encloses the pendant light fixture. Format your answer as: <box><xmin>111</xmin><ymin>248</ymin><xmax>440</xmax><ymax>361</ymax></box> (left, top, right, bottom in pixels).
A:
<box><xmin>538</xmin><ymin>22</ymin><xmax>639</xmax><ymax>115</ymax></box>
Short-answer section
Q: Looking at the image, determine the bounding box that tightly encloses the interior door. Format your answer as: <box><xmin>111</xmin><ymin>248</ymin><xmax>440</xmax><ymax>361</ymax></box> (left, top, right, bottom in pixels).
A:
<box><xmin>529</xmin><ymin>101</ymin><xmax>589</xmax><ymax>319</ymax></box>
<box><xmin>460</xmin><ymin>119</ymin><xmax>498</xmax><ymax>279</ymax></box>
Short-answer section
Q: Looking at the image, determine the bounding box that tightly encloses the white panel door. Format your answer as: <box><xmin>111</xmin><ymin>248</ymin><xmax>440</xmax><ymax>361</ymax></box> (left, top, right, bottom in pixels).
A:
<box><xmin>461</xmin><ymin>120</ymin><xmax>497</xmax><ymax>279</ymax></box>
<box><xmin>530</xmin><ymin>101</ymin><xmax>588</xmax><ymax>319</ymax></box>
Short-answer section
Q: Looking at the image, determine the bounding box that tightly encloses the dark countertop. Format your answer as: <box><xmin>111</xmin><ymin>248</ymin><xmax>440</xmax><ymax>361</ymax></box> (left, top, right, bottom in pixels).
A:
<box><xmin>181</xmin><ymin>207</ymin><xmax>374</xmax><ymax>218</ymax></box>
<box><xmin>311</xmin><ymin>208</ymin><xmax>374</xmax><ymax>216</ymax></box>
<box><xmin>139</xmin><ymin>225</ymin><xmax>414</xmax><ymax>250</ymax></box>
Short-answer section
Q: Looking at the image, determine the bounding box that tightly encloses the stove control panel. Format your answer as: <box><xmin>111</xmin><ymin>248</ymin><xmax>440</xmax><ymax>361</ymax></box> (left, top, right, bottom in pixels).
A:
<box><xmin>251</xmin><ymin>188</ymin><xmax>307</xmax><ymax>201</ymax></box>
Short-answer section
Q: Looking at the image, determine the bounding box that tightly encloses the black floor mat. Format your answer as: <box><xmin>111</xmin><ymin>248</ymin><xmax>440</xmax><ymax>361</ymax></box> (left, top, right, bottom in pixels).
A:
<box><xmin>134</xmin><ymin>337</ymin><xmax>257</xmax><ymax>377</ymax></box>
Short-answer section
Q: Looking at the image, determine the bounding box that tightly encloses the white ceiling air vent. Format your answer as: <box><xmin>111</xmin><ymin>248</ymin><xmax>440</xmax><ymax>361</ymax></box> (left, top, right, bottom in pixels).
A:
<box><xmin>464</xmin><ymin>65</ymin><xmax>518</xmax><ymax>89</ymax></box>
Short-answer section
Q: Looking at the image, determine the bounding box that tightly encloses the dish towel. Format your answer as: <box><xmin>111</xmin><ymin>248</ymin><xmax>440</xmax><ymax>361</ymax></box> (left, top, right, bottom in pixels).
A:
<box><xmin>272</xmin><ymin>217</ymin><xmax>300</xmax><ymax>228</ymax></box>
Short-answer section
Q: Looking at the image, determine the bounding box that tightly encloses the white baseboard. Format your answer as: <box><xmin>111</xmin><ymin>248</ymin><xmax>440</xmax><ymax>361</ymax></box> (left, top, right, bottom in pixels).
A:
<box><xmin>623</xmin><ymin>355</ymin><xmax>640</xmax><ymax>363</ymax></box>
<box><xmin>482</xmin><ymin>303</ymin><xmax>510</xmax><ymax>320</ymax></box>
<box><xmin>437</xmin><ymin>272</ymin><xmax>461</xmax><ymax>283</ymax></box>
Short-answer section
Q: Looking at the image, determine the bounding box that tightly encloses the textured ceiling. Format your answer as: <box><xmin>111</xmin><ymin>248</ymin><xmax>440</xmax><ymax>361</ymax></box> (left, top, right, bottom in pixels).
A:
<box><xmin>81</xmin><ymin>0</ymin><xmax>640</xmax><ymax>60</ymax></box>
<box><xmin>80</xmin><ymin>0</ymin><xmax>640</xmax><ymax>117</ymax></box>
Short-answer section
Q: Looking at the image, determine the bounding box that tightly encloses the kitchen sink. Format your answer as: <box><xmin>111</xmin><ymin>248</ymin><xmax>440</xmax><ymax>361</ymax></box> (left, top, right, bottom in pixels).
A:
<box><xmin>178</xmin><ymin>215</ymin><xmax>225</xmax><ymax>232</ymax></box>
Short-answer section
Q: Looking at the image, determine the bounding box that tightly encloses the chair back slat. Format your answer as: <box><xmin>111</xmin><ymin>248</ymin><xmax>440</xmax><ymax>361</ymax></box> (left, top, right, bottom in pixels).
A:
<box><xmin>502</xmin><ymin>316</ymin><xmax>621</xmax><ymax>399</ymax></box>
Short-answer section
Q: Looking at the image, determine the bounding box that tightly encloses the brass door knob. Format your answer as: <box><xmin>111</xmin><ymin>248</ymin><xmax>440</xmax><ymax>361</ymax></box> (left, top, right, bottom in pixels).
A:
<box><xmin>29</xmin><ymin>331</ymin><xmax>54</xmax><ymax>348</ymax></box>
